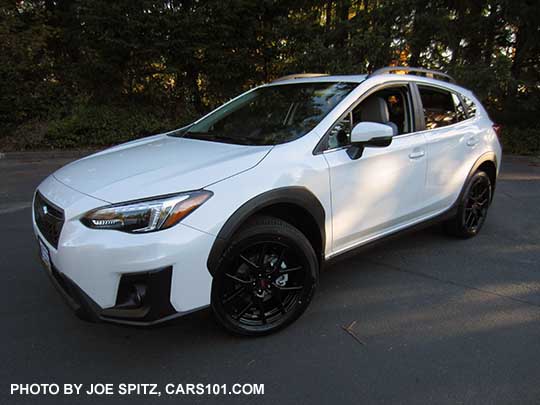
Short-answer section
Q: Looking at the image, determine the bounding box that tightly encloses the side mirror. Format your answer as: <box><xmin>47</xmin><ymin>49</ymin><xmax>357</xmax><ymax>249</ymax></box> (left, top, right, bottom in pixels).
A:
<box><xmin>347</xmin><ymin>122</ymin><xmax>395</xmax><ymax>160</ymax></box>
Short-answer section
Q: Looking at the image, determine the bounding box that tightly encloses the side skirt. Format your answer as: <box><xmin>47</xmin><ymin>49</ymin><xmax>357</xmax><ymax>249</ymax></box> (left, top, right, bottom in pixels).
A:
<box><xmin>323</xmin><ymin>205</ymin><xmax>457</xmax><ymax>268</ymax></box>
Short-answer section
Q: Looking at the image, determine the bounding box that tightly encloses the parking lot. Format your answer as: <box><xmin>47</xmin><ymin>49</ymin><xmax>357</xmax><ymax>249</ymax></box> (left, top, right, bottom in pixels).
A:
<box><xmin>1</xmin><ymin>151</ymin><xmax>539</xmax><ymax>404</ymax></box>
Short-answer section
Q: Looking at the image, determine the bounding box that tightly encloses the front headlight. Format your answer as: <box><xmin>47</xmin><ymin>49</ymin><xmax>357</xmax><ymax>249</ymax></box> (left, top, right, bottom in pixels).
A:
<box><xmin>81</xmin><ymin>191</ymin><xmax>213</xmax><ymax>233</ymax></box>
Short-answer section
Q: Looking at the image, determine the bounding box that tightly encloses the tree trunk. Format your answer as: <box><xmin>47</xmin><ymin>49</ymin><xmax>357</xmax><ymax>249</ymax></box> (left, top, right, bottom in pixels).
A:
<box><xmin>186</xmin><ymin>65</ymin><xmax>204</xmax><ymax>114</ymax></box>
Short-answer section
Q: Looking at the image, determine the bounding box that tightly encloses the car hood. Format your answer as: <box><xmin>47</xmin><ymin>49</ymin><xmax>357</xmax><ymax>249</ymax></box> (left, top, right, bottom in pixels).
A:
<box><xmin>53</xmin><ymin>134</ymin><xmax>272</xmax><ymax>203</ymax></box>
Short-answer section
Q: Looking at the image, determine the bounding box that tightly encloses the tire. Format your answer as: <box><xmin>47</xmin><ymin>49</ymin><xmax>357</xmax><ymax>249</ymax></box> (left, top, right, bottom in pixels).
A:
<box><xmin>445</xmin><ymin>170</ymin><xmax>492</xmax><ymax>238</ymax></box>
<box><xmin>211</xmin><ymin>215</ymin><xmax>319</xmax><ymax>336</ymax></box>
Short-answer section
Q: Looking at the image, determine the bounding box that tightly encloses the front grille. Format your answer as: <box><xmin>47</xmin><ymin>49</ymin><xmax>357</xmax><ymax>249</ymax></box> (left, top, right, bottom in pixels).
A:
<box><xmin>34</xmin><ymin>191</ymin><xmax>64</xmax><ymax>248</ymax></box>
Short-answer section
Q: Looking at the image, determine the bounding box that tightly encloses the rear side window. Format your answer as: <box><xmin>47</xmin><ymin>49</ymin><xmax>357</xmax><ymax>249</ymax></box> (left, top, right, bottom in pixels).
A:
<box><xmin>418</xmin><ymin>85</ymin><xmax>458</xmax><ymax>129</ymax></box>
<box><xmin>461</xmin><ymin>95</ymin><xmax>477</xmax><ymax>118</ymax></box>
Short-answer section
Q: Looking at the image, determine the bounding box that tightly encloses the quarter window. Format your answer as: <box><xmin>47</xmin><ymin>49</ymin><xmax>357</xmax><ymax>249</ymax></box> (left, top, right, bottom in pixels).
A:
<box><xmin>452</xmin><ymin>93</ymin><xmax>467</xmax><ymax>122</ymax></box>
<box><xmin>461</xmin><ymin>95</ymin><xmax>477</xmax><ymax>118</ymax></box>
<box><xmin>418</xmin><ymin>85</ymin><xmax>458</xmax><ymax>129</ymax></box>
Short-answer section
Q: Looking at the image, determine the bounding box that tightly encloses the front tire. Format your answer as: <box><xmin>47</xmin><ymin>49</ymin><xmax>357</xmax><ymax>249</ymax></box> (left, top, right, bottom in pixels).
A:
<box><xmin>445</xmin><ymin>170</ymin><xmax>492</xmax><ymax>238</ymax></box>
<box><xmin>211</xmin><ymin>216</ymin><xmax>319</xmax><ymax>336</ymax></box>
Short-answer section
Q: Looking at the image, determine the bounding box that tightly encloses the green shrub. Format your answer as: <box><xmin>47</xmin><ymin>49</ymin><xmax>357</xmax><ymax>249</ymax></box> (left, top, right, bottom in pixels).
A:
<box><xmin>499</xmin><ymin>126</ymin><xmax>540</xmax><ymax>156</ymax></box>
<box><xmin>2</xmin><ymin>103</ymin><xmax>539</xmax><ymax>156</ymax></box>
<box><xmin>1</xmin><ymin>120</ymin><xmax>50</xmax><ymax>150</ymax></box>
<box><xmin>44</xmin><ymin>105</ymin><xmax>189</xmax><ymax>149</ymax></box>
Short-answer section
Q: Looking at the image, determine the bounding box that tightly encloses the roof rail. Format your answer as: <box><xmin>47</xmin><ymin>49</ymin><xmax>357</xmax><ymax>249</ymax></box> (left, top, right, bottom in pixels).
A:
<box><xmin>271</xmin><ymin>73</ymin><xmax>329</xmax><ymax>83</ymax></box>
<box><xmin>368</xmin><ymin>66</ymin><xmax>456</xmax><ymax>84</ymax></box>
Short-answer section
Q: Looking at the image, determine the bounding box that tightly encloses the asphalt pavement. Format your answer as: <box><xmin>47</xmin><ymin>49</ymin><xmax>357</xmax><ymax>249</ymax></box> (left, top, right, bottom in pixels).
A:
<box><xmin>1</xmin><ymin>151</ymin><xmax>539</xmax><ymax>404</ymax></box>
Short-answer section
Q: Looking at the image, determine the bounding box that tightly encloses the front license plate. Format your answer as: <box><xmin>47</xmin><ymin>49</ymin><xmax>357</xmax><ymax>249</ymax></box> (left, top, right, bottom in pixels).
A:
<box><xmin>38</xmin><ymin>239</ymin><xmax>51</xmax><ymax>271</ymax></box>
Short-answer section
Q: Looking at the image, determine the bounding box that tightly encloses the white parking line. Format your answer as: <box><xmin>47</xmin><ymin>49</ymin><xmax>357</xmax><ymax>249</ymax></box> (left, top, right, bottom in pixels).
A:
<box><xmin>0</xmin><ymin>202</ymin><xmax>31</xmax><ymax>215</ymax></box>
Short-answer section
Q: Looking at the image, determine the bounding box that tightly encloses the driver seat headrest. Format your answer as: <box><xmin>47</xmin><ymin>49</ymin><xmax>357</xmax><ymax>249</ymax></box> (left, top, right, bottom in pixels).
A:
<box><xmin>359</xmin><ymin>96</ymin><xmax>398</xmax><ymax>135</ymax></box>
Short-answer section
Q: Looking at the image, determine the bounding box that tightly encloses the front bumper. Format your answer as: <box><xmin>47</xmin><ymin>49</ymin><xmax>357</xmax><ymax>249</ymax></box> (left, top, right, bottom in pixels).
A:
<box><xmin>42</xmin><ymin>259</ymin><xmax>180</xmax><ymax>326</ymax></box>
<box><xmin>33</xmin><ymin>175</ymin><xmax>216</xmax><ymax>326</ymax></box>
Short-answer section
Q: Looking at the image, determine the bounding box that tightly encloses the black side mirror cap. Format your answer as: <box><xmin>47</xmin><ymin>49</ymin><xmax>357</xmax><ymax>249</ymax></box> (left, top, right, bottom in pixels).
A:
<box><xmin>347</xmin><ymin>136</ymin><xmax>393</xmax><ymax>160</ymax></box>
<box><xmin>365</xmin><ymin>136</ymin><xmax>393</xmax><ymax>147</ymax></box>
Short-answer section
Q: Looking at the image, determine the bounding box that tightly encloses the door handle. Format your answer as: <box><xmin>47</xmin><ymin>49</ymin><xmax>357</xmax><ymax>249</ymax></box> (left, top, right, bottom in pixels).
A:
<box><xmin>466</xmin><ymin>136</ymin><xmax>479</xmax><ymax>147</ymax></box>
<box><xmin>408</xmin><ymin>150</ymin><xmax>425</xmax><ymax>159</ymax></box>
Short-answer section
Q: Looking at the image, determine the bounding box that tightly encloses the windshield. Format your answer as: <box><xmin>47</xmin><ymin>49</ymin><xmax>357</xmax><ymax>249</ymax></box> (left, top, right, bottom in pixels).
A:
<box><xmin>173</xmin><ymin>82</ymin><xmax>358</xmax><ymax>145</ymax></box>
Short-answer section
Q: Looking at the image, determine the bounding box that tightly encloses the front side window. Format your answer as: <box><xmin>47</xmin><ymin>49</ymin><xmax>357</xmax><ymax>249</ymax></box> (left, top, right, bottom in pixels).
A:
<box><xmin>418</xmin><ymin>85</ymin><xmax>458</xmax><ymax>129</ymax></box>
<box><xmin>173</xmin><ymin>82</ymin><xmax>357</xmax><ymax>146</ymax></box>
<box><xmin>326</xmin><ymin>85</ymin><xmax>412</xmax><ymax>149</ymax></box>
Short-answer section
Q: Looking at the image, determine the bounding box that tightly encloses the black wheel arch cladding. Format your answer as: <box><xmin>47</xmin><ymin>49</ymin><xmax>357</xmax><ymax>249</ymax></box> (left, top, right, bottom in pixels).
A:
<box><xmin>206</xmin><ymin>186</ymin><xmax>325</xmax><ymax>276</ymax></box>
<box><xmin>459</xmin><ymin>152</ymin><xmax>498</xmax><ymax>204</ymax></box>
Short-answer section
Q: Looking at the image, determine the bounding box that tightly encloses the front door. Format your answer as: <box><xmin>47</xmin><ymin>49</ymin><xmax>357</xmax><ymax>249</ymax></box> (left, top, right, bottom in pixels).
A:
<box><xmin>322</xmin><ymin>84</ymin><xmax>428</xmax><ymax>256</ymax></box>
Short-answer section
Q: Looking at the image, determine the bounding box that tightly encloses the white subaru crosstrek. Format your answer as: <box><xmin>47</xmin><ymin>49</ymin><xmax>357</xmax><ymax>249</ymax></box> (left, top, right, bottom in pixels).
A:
<box><xmin>33</xmin><ymin>67</ymin><xmax>502</xmax><ymax>335</ymax></box>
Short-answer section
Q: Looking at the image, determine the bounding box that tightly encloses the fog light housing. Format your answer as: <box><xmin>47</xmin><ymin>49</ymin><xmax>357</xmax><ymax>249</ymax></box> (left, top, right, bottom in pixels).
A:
<box><xmin>101</xmin><ymin>267</ymin><xmax>176</xmax><ymax>322</ymax></box>
<box><xmin>116</xmin><ymin>282</ymin><xmax>147</xmax><ymax>309</ymax></box>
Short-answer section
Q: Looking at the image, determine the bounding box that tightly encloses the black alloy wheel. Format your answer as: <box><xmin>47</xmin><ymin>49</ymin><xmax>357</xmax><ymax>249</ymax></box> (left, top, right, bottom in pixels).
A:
<box><xmin>446</xmin><ymin>170</ymin><xmax>492</xmax><ymax>238</ymax></box>
<box><xmin>211</xmin><ymin>216</ymin><xmax>318</xmax><ymax>336</ymax></box>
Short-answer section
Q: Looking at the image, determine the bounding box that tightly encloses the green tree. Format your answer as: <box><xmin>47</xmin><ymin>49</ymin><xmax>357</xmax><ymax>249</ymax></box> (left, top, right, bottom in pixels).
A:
<box><xmin>0</xmin><ymin>0</ymin><xmax>538</xmax><ymax>153</ymax></box>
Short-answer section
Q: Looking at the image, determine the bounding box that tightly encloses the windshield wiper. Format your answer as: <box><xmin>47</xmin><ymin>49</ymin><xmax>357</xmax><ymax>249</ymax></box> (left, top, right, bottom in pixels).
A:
<box><xmin>185</xmin><ymin>131</ymin><xmax>239</xmax><ymax>143</ymax></box>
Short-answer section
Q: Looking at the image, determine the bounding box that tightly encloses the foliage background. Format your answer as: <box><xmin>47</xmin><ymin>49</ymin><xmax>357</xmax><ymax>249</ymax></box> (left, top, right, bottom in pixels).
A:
<box><xmin>1</xmin><ymin>0</ymin><xmax>539</xmax><ymax>153</ymax></box>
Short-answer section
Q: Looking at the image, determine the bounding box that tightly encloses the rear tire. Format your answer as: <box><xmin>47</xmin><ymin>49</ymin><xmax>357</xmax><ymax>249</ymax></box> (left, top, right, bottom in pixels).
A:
<box><xmin>445</xmin><ymin>170</ymin><xmax>492</xmax><ymax>238</ymax></box>
<box><xmin>211</xmin><ymin>216</ymin><xmax>318</xmax><ymax>336</ymax></box>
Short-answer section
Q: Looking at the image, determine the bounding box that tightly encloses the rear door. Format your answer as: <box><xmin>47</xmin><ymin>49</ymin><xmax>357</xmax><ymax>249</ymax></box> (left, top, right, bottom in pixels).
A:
<box><xmin>415</xmin><ymin>84</ymin><xmax>477</xmax><ymax>213</ymax></box>
<box><xmin>322</xmin><ymin>83</ymin><xmax>428</xmax><ymax>256</ymax></box>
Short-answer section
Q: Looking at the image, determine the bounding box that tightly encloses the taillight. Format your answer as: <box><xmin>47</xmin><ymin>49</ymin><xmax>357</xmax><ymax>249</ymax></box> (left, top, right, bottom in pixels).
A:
<box><xmin>492</xmin><ymin>124</ymin><xmax>502</xmax><ymax>138</ymax></box>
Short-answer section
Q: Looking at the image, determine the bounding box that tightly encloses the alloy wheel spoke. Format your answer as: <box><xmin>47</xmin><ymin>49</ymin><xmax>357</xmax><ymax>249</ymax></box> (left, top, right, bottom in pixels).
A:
<box><xmin>477</xmin><ymin>197</ymin><xmax>489</xmax><ymax>206</ymax></box>
<box><xmin>273</xmin><ymin>247</ymin><xmax>287</xmax><ymax>270</ymax></box>
<box><xmin>279</xmin><ymin>265</ymin><xmax>303</xmax><ymax>274</ymax></box>
<box><xmin>465</xmin><ymin>211</ymin><xmax>476</xmax><ymax>228</ymax></box>
<box><xmin>272</xmin><ymin>287</ymin><xmax>287</xmax><ymax>314</ymax></box>
<box><xmin>225</xmin><ymin>273</ymin><xmax>251</xmax><ymax>285</ymax></box>
<box><xmin>275</xmin><ymin>285</ymin><xmax>303</xmax><ymax>291</ymax></box>
<box><xmin>465</xmin><ymin>211</ymin><xmax>474</xmax><ymax>227</ymax></box>
<box><xmin>256</xmin><ymin>298</ymin><xmax>267</xmax><ymax>324</ymax></box>
<box><xmin>223</xmin><ymin>286</ymin><xmax>247</xmax><ymax>304</ymax></box>
<box><xmin>239</xmin><ymin>254</ymin><xmax>259</xmax><ymax>270</ymax></box>
<box><xmin>471</xmin><ymin>212</ymin><xmax>479</xmax><ymax>227</ymax></box>
<box><xmin>235</xmin><ymin>299</ymin><xmax>254</xmax><ymax>319</ymax></box>
<box><xmin>477</xmin><ymin>187</ymin><xmax>489</xmax><ymax>200</ymax></box>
